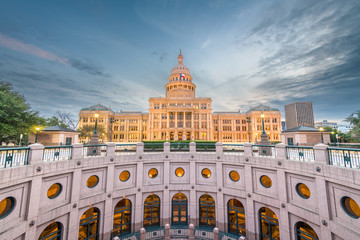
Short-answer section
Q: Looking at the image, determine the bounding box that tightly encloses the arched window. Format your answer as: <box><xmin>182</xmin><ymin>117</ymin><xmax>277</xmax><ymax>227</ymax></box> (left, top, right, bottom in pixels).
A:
<box><xmin>259</xmin><ymin>207</ymin><xmax>279</xmax><ymax>240</ymax></box>
<box><xmin>79</xmin><ymin>207</ymin><xmax>100</xmax><ymax>240</ymax></box>
<box><xmin>38</xmin><ymin>222</ymin><xmax>62</xmax><ymax>240</ymax></box>
<box><xmin>144</xmin><ymin>194</ymin><xmax>160</xmax><ymax>227</ymax></box>
<box><xmin>296</xmin><ymin>222</ymin><xmax>319</xmax><ymax>240</ymax></box>
<box><xmin>112</xmin><ymin>199</ymin><xmax>131</xmax><ymax>237</ymax></box>
<box><xmin>199</xmin><ymin>194</ymin><xmax>215</xmax><ymax>227</ymax></box>
<box><xmin>228</xmin><ymin>199</ymin><xmax>246</xmax><ymax>236</ymax></box>
<box><xmin>172</xmin><ymin>193</ymin><xmax>188</xmax><ymax>225</ymax></box>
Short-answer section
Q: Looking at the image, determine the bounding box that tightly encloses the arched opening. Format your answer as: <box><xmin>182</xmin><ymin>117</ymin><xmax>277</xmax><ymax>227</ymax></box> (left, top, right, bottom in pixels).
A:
<box><xmin>199</xmin><ymin>194</ymin><xmax>215</xmax><ymax>227</ymax></box>
<box><xmin>38</xmin><ymin>222</ymin><xmax>62</xmax><ymax>240</ymax></box>
<box><xmin>228</xmin><ymin>199</ymin><xmax>246</xmax><ymax>236</ymax></box>
<box><xmin>296</xmin><ymin>222</ymin><xmax>319</xmax><ymax>240</ymax></box>
<box><xmin>186</xmin><ymin>132</ymin><xmax>191</xmax><ymax>140</ymax></box>
<box><xmin>178</xmin><ymin>132</ymin><xmax>183</xmax><ymax>140</ymax></box>
<box><xmin>259</xmin><ymin>207</ymin><xmax>279</xmax><ymax>240</ymax></box>
<box><xmin>170</xmin><ymin>132</ymin><xmax>175</xmax><ymax>141</ymax></box>
<box><xmin>144</xmin><ymin>194</ymin><xmax>160</xmax><ymax>228</ymax></box>
<box><xmin>112</xmin><ymin>199</ymin><xmax>131</xmax><ymax>237</ymax></box>
<box><xmin>172</xmin><ymin>193</ymin><xmax>188</xmax><ymax>225</ymax></box>
<box><xmin>79</xmin><ymin>207</ymin><xmax>100</xmax><ymax>240</ymax></box>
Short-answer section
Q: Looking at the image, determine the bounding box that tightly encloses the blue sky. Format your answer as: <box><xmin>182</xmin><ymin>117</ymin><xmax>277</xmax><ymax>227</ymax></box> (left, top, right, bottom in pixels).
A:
<box><xmin>0</xmin><ymin>0</ymin><xmax>359</xmax><ymax>123</ymax></box>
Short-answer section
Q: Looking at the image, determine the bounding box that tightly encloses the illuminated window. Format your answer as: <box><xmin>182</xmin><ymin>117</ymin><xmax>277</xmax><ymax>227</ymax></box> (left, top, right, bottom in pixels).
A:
<box><xmin>144</xmin><ymin>194</ymin><xmax>160</xmax><ymax>227</ymax></box>
<box><xmin>113</xmin><ymin>199</ymin><xmax>131</xmax><ymax>236</ymax></box>
<box><xmin>175</xmin><ymin>168</ymin><xmax>185</xmax><ymax>177</ymax></box>
<box><xmin>79</xmin><ymin>207</ymin><xmax>100</xmax><ymax>240</ymax></box>
<box><xmin>296</xmin><ymin>183</ymin><xmax>311</xmax><ymax>199</ymax></box>
<box><xmin>0</xmin><ymin>197</ymin><xmax>15</xmax><ymax>219</ymax></box>
<box><xmin>47</xmin><ymin>183</ymin><xmax>62</xmax><ymax>199</ymax></box>
<box><xmin>228</xmin><ymin>199</ymin><xmax>246</xmax><ymax>236</ymax></box>
<box><xmin>260</xmin><ymin>175</ymin><xmax>272</xmax><ymax>188</ymax></box>
<box><xmin>201</xmin><ymin>168</ymin><xmax>211</xmax><ymax>178</ymax></box>
<box><xmin>148</xmin><ymin>168</ymin><xmax>158</xmax><ymax>178</ymax></box>
<box><xmin>199</xmin><ymin>194</ymin><xmax>215</xmax><ymax>227</ymax></box>
<box><xmin>296</xmin><ymin>222</ymin><xmax>318</xmax><ymax>240</ymax></box>
<box><xmin>229</xmin><ymin>171</ymin><xmax>240</xmax><ymax>182</ymax></box>
<box><xmin>172</xmin><ymin>193</ymin><xmax>188</xmax><ymax>225</ymax></box>
<box><xmin>341</xmin><ymin>196</ymin><xmax>360</xmax><ymax>219</ymax></box>
<box><xmin>259</xmin><ymin>207</ymin><xmax>279</xmax><ymax>240</ymax></box>
<box><xmin>86</xmin><ymin>175</ymin><xmax>99</xmax><ymax>188</ymax></box>
<box><xmin>38</xmin><ymin>222</ymin><xmax>62</xmax><ymax>240</ymax></box>
<box><xmin>120</xmin><ymin>171</ymin><xmax>130</xmax><ymax>182</ymax></box>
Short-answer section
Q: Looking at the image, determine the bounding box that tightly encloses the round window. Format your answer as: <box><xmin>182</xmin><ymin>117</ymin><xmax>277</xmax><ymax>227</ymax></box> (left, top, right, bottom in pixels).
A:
<box><xmin>296</xmin><ymin>183</ymin><xmax>310</xmax><ymax>199</ymax></box>
<box><xmin>148</xmin><ymin>168</ymin><xmax>158</xmax><ymax>178</ymax></box>
<box><xmin>175</xmin><ymin>168</ymin><xmax>185</xmax><ymax>177</ymax></box>
<box><xmin>341</xmin><ymin>196</ymin><xmax>360</xmax><ymax>219</ymax></box>
<box><xmin>47</xmin><ymin>183</ymin><xmax>62</xmax><ymax>199</ymax></box>
<box><xmin>201</xmin><ymin>168</ymin><xmax>211</xmax><ymax>178</ymax></box>
<box><xmin>229</xmin><ymin>171</ymin><xmax>240</xmax><ymax>182</ymax></box>
<box><xmin>120</xmin><ymin>170</ymin><xmax>130</xmax><ymax>182</ymax></box>
<box><xmin>0</xmin><ymin>197</ymin><xmax>15</xmax><ymax>219</ymax></box>
<box><xmin>86</xmin><ymin>175</ymin><xmax>99</xmax><ymax>188</ymax></box>
<box><xmin>260</xmin><ymin>175</ymin><xmax>272</xmax><ymax>188</ymax></box>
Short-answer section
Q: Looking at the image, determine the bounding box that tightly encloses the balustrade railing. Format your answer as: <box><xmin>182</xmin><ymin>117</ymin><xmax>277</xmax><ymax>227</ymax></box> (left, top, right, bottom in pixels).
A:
<box><xmin>0</xmin><ymin>147</ymin><xmax>30</xmax><ymax>168</ymax></box>
<box><xmin>144</xmin><ymin>143</ymin><xmax>164</xmax><ymax>152</ymax></box>
<box><xmin>170</xmin><ymin>142</ymin><xmax>189</xmax><ymax>152</ymax></box>
<box><xmin>286</xmin><ymin>146</ymin><xmax>315</xmax><ymax>162</ymax></box>
<box><xmin>196</xmin><ymin>142</ymin><xmax>216</xmax><ymax>152</ymax></box>
<box><xmin>252</xmin><ymin>144</ymin><xmax>276</xmax><ymax>158</ymax></box>
<box><xmin>43</xmin><ymin>145</ymin><xmax>72</xmax><ymax>162</ymax></box>
<box><xmin>328</xmin><ymin>147</ymin><xmax>360</xmax><ymax>169</ymax></box>
<box><xmin>115</xmin><ymin>144</ymin><xmax>137</xmax><ymax>155</ymax></box>
<box><xmin>223</xmin><ymin>144</ymin><xmax>244</xmax><ymax>155</ymax></box>
<box><xmin>83</xmin><ymin>144</ymin><xmax>107</xmax><ymax>157</ymax></box>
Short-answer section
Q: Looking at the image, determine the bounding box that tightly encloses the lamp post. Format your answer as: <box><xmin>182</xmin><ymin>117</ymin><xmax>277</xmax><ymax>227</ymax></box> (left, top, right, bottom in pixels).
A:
<box><xmin>319</xmin><ymin>127</ymin><xmax>324</xmax><ymax>143</ymax></box>
<box><xmin>93</xmin><ymin>113</ymin><xmax>99</xmax><ymax>135</ymax></box>
<box><xmin>261</xmin><ymin>113</ymin><xmax>265</xmax><ymax>135</ymax></box>
<box><xmin>35</xmin><ymin>127</ymin><xmax>40</xmax><ymax>143</ymax></box>
<box><xmin>109</xmin><ymin>117</ymin><xmax>115</xmax><ymax>142</ymax></box>
<box><xmin>246</xmin><ymin>117</ymin><xmax>251</xmax><ymax>143</ymax></box>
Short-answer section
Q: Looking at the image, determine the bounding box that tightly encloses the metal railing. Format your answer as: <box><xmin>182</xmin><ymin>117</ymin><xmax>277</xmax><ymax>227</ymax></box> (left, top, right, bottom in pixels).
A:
<box><xmin>170</xmin><ymin>142</ymin><xmax>190</xmax><ymax>152</ymax></box>
<box><xmin>196</xmin><ymin>143</ymin><xmax>216</xmax><ymax>152</ymax></box>
<box><xmin>252</xmin><ymin>144</ymin><xmax>276</xmax><ymax>158</ymax></box>
<box><xmin>194</xmin><ymin>226</ymin><xmax>214</xmax><ymax>240</ymax></box>
<box><xmin>0</xmin><ymin>147</ymin><xmax>30</xmax><ymax>168</ymax></box>
<box><xmin>223</xmin><ymin>144</ymin><xmax>244</xmax><ymax>155</ymax></box>
<box><xmin>145</xmin><ymin>226</ymin><xmax>165</xmax><ymax>240</ymax></box>
<box><xmin>83</xmin><ymin>144</ymin><xmax>107</xmax><ymax>157</ymax></box>
<box><xmin>43</xmin><ymin>145</ymin><xmax>72</xmax><ymax>162</ymax></box>
<box><xmin>144</xmin><ymin>143</ymin><xmax>164</xmax><ymax>152</ymax></box>
<box><xmin>219</xmin><ymin>231</ymin><xmax>244</xmax><ymax>240</ymax></box>
<box><xmin>286</xmin><ymin>146</ymin><xmax>315</xmax><ymax>162</ymax></box>
<box><xmin>115</xmin><ymin>144</ymin><xmax>137</xmax><ymax>155</ymax></box>
<box><xmin>114</xmin><ymin>231</ymin><xmax>140</xmax><ymax>240</ymax></box>
<box><xmin>170</xmin><ymin>225</ymin><xmax>190</xmax><ymax>238</ymax></box>
<box><xmin>328</xmin><ymin>147</ymin><xmax>360</xmax><ymax>169</ymax></box>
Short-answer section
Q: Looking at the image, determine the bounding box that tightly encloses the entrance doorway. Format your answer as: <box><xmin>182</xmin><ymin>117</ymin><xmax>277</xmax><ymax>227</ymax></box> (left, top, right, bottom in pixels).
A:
<box><xmin>178</xmin><ymin>132</ymin><xmax>183</xmax><ymax>140</ymax></box>
<box><xmin>186</xmin><ymin>132</ymin><xmax>191</xmax><ymax>140</ymax></box>
<box><xmin>170</xmin><ymin>132</ymin><xmax>174</xmax><ymax>141</ymax></box>
<box><xmin>171</xmin><ymin>193</ymin><xmax>188</xmax><ymax>225</ymax></box>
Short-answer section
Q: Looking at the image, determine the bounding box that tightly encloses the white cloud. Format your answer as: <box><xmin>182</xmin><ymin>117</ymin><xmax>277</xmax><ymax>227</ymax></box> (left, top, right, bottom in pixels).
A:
<box><xmin>201</xmin><ymin>38</ymin><xmax>212</xmax><ymax>49</ymax></box>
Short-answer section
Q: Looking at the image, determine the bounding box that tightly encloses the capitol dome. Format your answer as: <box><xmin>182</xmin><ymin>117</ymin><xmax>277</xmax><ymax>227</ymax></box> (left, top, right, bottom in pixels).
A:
<box><xmin>168</xmin><ymin>50</ymin><xmax>193</xmax><ymax>82</ymax></box>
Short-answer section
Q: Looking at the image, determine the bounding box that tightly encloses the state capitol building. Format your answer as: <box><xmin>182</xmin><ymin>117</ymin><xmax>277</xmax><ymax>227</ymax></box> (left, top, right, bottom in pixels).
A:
<box><xmin>79</xmin><ymin>52</ymin><xmax>282</xmax><ymax>143</ymax></box>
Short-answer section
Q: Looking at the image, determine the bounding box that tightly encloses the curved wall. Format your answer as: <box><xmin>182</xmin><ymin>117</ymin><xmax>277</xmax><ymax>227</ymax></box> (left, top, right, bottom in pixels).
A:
<box><xmin>0</xmin><ymin>143</ymin><xmax>359</xmax><ymax>240</ymax></box>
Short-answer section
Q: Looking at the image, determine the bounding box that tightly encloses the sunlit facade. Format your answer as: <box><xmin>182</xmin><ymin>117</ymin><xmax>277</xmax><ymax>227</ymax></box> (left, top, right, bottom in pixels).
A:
<box><xmin>78</xmin><ymin>52</ymin><xmax>282</xmax><ymax>143</ymax></box>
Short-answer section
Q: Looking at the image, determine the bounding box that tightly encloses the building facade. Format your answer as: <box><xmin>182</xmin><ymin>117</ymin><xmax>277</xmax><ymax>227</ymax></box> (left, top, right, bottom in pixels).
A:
<box><xmin>315</xmin><ymin>120</ymin><xmax>338</xmax><ymax>130</ymax></box>
<box><xmin>285</xmin><ymin>102</ymin><xmax>315</xmax><ymax>130</ymax></box>
<box><xmin>79</xmin><ymin>52</ymin><xmax>282</xmax><ymax>143</ymax></box>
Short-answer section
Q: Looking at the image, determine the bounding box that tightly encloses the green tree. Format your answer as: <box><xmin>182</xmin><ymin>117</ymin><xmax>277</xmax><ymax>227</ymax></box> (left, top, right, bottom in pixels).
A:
<box><xmin>78</xmin><ymin>125</ymin><xmax>106</xmax><ymax>142</ymax></box>
<box><xmin>0</xmin><ymin>82</ymin><xmax>44</xmax><ymax>144</ymax></box>
<box><xmin>45</xmin><ymin>116</ymin><xmax>69</xmax><ymax>128</ymax></box>
<box><xmin>346</xmin><ymin>110</ymin><xmax>360</xmax><ymax>137</ymax></box>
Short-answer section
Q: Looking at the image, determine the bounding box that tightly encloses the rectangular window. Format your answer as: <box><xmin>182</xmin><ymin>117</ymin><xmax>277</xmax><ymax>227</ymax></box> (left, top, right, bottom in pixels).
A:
<box><xmin>65</xmin><ymin>137</ymin><xmax>72</xmax><ymax>145</ymax></box>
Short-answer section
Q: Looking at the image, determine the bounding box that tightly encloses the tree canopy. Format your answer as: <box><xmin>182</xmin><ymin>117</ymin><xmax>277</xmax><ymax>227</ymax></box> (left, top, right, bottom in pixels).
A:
<box><xmin>346</xmin><ymin>110</ymin><xmax>360</xmax><ymax>137</ymax></box>
<box><xmin>0</xmin><ymin>82</ymin><xmax>43</xmax><ymax>144</ymax></box>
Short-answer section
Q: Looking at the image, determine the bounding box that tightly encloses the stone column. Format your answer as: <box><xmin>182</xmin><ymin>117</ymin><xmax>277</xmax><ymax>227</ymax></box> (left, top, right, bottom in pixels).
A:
<box><xmin>134</xmin><ymin>162</ymin><xmax>144</xmax><ymax>231</ymax></box>
<box><xmin>164</xmin><ymin>142</ymin><xmax>170</xmax><ymax>153</ymax></box>
<box><xmin>191</xmin><ymin>111</ymin><xmax>194</xmax><ymax>139</ymax></box>
<box><xmin>216</xmin><ymin>161</ymin><xmax>225</xmax><ymax>231</ymax></box>
<box><xmin>28</xmin><ymin>143</ymin><xmax>44</xmax><ymax>165</ymax></box>
<box><xmin>140</xmin><ymin>228</ymin><xmax>146</xmax><ymax>240</ymax></box>
<box><xmin>165</xmin><ymin>224</ymin><xmax>170</xmax><ymax>240</ymax></box>
<box><xmin>216</xmin><ymin>142</ymin><xmax>223</xmax><ymax>156</ymax></box>
<box><xmin>314</xmin><ymin>144</ymin><xmax>329</xmax><ymax>165</ymax></box>
<box><xmin>189</xmin><ymin>224</ymin><xmax>195</xmax><ymax>240</ymax></box>
<box><xmin>72</xmin><ymin>143</ymin><xmax>83</xmax><ymax>159</ymax></box>
<box><xmin>137</xmin><ymin>142</ymin><xmax>144</xmax><ymax>155</ymax></box>
<box><xmin>24</xmin><ymin>176</ymin><xmax>42</xmax><ymax>240</ymax></box>
<box><xmin>106</xmin><ymin>142</ymin><xmax>116</xmax><ymax>156</ymax></box>
<box><xmin>190</xmin><ymin>142</ymin><xmax>196</xmax><ymax>153</ymax></box>
<box><xmin>213</xmin><ymin>227</ymin><xmax>219</xmax><ymax>240</ymax></box>
<box><xmin>243</xmin><ymin>143</ymin><xmax>253</xmax><ymax>157</ymax></box>
<box><xmin>175</xmin><ymin>111</ymin><xmax>178</xmax><ymax>130</ymax></box>
<box><xmin>275</xmin><ymin>143</ymin><xmax>287</xmax><ymax>159</ymax></box>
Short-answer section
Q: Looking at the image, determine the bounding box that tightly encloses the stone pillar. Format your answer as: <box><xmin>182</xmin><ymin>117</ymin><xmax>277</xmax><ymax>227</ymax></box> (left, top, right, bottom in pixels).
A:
<box><xmin>106</xmin><ymin>142</ymin><xmax>116</xmax><ymax>156</ymax></box>
<box><xmin>175</xmin><ymin>111</ymin><xmax>178</xmax><ymax>130</ymax></box>
<box><xmin>140</xmin><ymin>228</ymin><xmax>146</xmax><ymax>240</ymax></box>
<box><xmin>275</xmin><ymin>143</ymin><xmax>287</xmax><ymax>159</ymax></box>
<box><xmin>243</xmin><ymin>143</ymin><xmax>253</xmax><ymax>157</ymax></box>
<box><xmin>165</xmin><ymin>224</ymin><xmax>170</xmax><ymax>240</ymax></box>
<box><xmin>137</xmin><ymin>142</ymin><xmax>144</xmax><ymax>155</ymax></box>
<box><xmin>28</xmin><ymin>143</ymin><xmax>44</xmax><ymax>165</ymax></box>
<box><xmin>190</xmin><ymin>142</ymin><xmax>196</xmax><ymax>153</ymax></box>
<box><xmin>216</xmin><ymin>142</ymin><xmax>223</xmax><ymax>156</ymax></box>
<box><xmin>164</xmin><ymin>142</ymin><xmax>170</xmax><ymax>153</ymax></box>
<box><xmin>72</xmin><ymin>143</ymin><xmax>83</xmax><ymax>159</ymax></box>
<box><xmin>134</xmin><ymin>162</ymin><xmax>144</xmax><ymax>231</ymax></box>
<box><xmin>24</xmin><ymin>176</ymin><xmax>42</xmax><ymax>240</ymax></box>
<box><xmin>216</xmin><ymin>162</ymin><xmax>225</xmax><ymax>231</ymax></box>
<box><xmin>213</xmin><ymin>227</ymin><xmax>219</xmax><ymax>240</ymax></box>
<box><xmin>189</xmin><ymin>224</ymin><xmax>195</xmax><ymax>240</ymax></box>
<box><xmin>314</xmin><ymin>144</ymin><xmax>329</xmax><ymax>165</ymax></box>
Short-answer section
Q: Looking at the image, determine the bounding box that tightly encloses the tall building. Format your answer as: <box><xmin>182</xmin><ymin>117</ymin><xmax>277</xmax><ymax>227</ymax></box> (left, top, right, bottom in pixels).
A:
<box><xmin>79</xmin><ymin>52</ymin><xmax>282</xmax><ymax>143</ymax></box>
<box><xmin>315</xmin><ymin>120</ymin><xmax>338</xmax><ymax>130</ymax></box>
<box><xmin>285</xmin><ymin>102</ymin><xmax>314</xmax><ymax>130</ymax></box>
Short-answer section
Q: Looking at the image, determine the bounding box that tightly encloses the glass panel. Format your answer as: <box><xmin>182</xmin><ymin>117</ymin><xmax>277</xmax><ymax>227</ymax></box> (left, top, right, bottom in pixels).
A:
<box><xmin>38</xmin><ymin>222</ymin><xmax>61</xmax><ymax>240</ymax></box>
